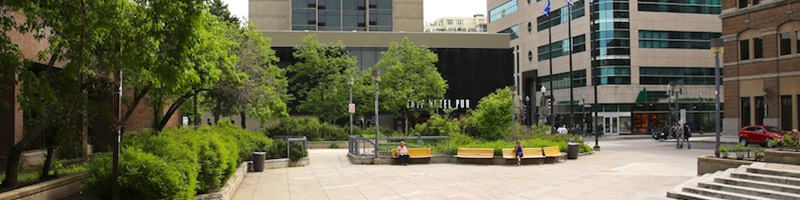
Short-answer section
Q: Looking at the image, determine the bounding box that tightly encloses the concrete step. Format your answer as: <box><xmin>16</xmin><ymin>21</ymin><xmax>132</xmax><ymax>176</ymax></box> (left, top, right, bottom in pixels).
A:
<box><xmin>666</xmin><ymin>190</ymin><xmax>724</xmax><ymax>200</ymax></box>
<box><xmin>682</xmin><ymin>186</ymin><xmax>769</xmax><ymax>200</ymax></box>
<box><xmin>714</xmin><ymin>176</ymin><xmax>800</xmax><ymax>194</ymax></box>
<box><xmin>697</xmin><ymin>181</ymin><xmax>800</xmax><ymax>200</ymax></box>
<box><xmin>731</xmin><ymin>172</ymin><xmax>800</xmax><ymax>186</ymax></box>
<box><xmin>746</xmin><ymin>167</ymin><xmax>800</xmax><ymax>179</ymax></box>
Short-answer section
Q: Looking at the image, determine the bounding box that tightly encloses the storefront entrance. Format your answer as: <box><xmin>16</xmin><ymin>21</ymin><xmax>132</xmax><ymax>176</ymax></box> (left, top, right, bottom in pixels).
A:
<box><xmin>596</xmin><ymin>112</ymin><xmax>631</xmax><ymax>135</ymax></box>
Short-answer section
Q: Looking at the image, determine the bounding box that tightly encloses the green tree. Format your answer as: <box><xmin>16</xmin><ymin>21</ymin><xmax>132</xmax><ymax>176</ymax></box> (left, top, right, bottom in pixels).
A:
<box><xmin>204</xmin><ymin>22</ymin><xmax>288</xmax><ymax>126</ymax></box>
<box><xmin>463</xmin><ymin>87</ymin><xmax>517</xmax><ymax>141</ymax></box>
<box><xmin>289</xmin><ymin>35</ymin><xmax>359</xmax><ymax>123</ymax></box>
<box><xmin>376</xmin><ymin>37</ymin><xmax>448</xmax><ymax>133</ymax></box>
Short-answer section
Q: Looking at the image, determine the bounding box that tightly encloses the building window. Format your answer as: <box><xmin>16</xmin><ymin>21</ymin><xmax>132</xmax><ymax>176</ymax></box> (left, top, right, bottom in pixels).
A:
<box><xmin>343</xmin><ymin>11</ymin><xmax>366</xmax><ymax>28</ymax></box>
<box><xmin>319</xmin><ymin>0</ymin><xmax>341</xmax><ymax>10</ymax></box>
<box><xmin>528</xmin><ymin>22</ymin><xmax>532</xmax><ymax>33</ymax></box>
<box><xmin>536</xmin><ymin>0</ymin><xmax>585</xmax><ymax>31</ymax></box>
<box><xmin>638</xmin><ymin>0</ymin><xmax>721</xmax><ymax>15</ymax></box>
<box><xmin>343</xmin><ymin>0</ymin><xmax>366</xmax><ymax>10</ymax></box>
<box><xmin>797</xmin><ymin>95</ymin><xmax>800</xmax><ymax>130</ymax></box>
<box><xmin>753</xmin><ymin>0</ymin><xmax>760</xmax><ymax>5</ymax></box>
<box><xmin>369</xmin><ymin>9</ymin><xmax>392</xmax><ymax>26</ymax></box>
<box><xmin>739</xmin><ymin>40</ymin><xmax>749</xmax><ymax>60</ymax></box>
<box><xmin>741</xmin><ymin>97</ymin><xmax>751</xmax><ymax>127</ymax></box>
<box><xmin>292</xmin><ymin>9</ymin><xmax>316</xmax><ymax>25</ymax></box>
<box><xmin>369</xmin><ymin>0</ymin><xmax>392</xmax><ymax>9</ymax></box>
<box><xmin>738</xmin><ymin>0</ymin><xmax>747</xmax><ymax>8</ymax></box>
<box><xmin>753</xmin><ymin>38</ymin><xmax>763</xmax><ymax>58</ymax></box>
<box><xmin>537</xmin><ymin>69</ymin><xmax>587</xmax><ymax>90</ymax></box>
<box><xmin>781</xmin><ymin>32</ymin><xmax>792</xmax><ymax>56</ymax></box>
<box><xmin>293</xmin><ymin>0</ymin><xmax>316</xmax><ymax>8</ymax></box>
<box><xmin>755</xmin><ymin>96</ymin><xmax>765</xmax><ymax>126</ymax></box>
<box><xmin>318</xmin><ymin>11</ymin><xmax>341</xmax><ymax>27</ymax></box>
<box><xmin>457</xmin><ymin>19</ymin><xmax>464</xmax><ymax>25</ymax></box>
<box><xmin>447</xmin><ymin>19</ymin><xmax>453</xmax><ymax>25</ymax></box>
<box><xmin>796</xmin><ymin>31</ymin><xmax>800</xmax><ymax>54</ymax></box>
<box><xmin>639</xmin><ymin>30</ymin><xmax>721</xmax><ymax>49</ymax></box>
<box><xmin>538</xmin><ymin>34</ymin><xmax>586</xmax><ymax>61</ymax></box>
<box><xmin>498</xmin><ymin>25</ymin><xmax>520</xmax><ymax>40</ymax></box>
<box><xmin>490</xmin><ymin>0</ymin><xmax>518</xmax><ymax>22</ymax></box>
<box><xmin>781</xmin><ymin>95</ymin><xmax>793</xmax><ymax>131</ymax></box>
<box><xmin>528</xmin><ymin>51</ymin><xmax>533</xmax><ymax>61</ymax></box>
<box><xmin>640</xmin><ymin>67</ymin><xmax>721</xmax><ymax>85</ymax></box>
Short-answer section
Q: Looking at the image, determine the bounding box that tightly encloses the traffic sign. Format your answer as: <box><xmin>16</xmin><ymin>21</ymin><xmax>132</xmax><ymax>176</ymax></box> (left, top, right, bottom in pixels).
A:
<box><xmin>348</xmin><ymin>103</ymin><xmax>355</xmax><ymax>114</ymax></box>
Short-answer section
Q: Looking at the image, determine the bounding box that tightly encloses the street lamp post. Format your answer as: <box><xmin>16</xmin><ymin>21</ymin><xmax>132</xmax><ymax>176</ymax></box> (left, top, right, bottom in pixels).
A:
<box><xmin>511</xmin><ymin>86</ymin><xmax>517</xmax><ymax>141</ymax></box>
<box><xmin>540</xmin><ymin>85</ymin><xmax>547</xmax><ymax>126</ymax></box>
<box><xmin>711</xmin><ymin>38</ymin><xmax>724</xmax><ymax>157</ymax></box>
<box><xmin>373</xmin><ymin>70</ymin><xmax>381</xmax><ymax>158</ymax></box>
<box><xmin>348</xmin><ymin>76</ymin><xmax>354</xmax><ymax>136</ymax></box>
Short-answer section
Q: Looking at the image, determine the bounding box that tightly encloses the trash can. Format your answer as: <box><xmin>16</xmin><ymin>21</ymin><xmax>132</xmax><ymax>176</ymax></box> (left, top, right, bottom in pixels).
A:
<box><xmin>252</xmin><ymin>152</ymin><xmax>266</xmax><ymax>172</ymax></box>
<box><xmin>567</xmin><ymin>143</ymin><xmax>580</xmax><ymax>159</ymax></box>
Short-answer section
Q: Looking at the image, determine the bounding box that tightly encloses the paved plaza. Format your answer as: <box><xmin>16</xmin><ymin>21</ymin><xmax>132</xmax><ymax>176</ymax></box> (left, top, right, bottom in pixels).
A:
<box><xmin>233</xmin><ymin>138</ymin><xmax>716</xmax><ymax>200</ymax></box>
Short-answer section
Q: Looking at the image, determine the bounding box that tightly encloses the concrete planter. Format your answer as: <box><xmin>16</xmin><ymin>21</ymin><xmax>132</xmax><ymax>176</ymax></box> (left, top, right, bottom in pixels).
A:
<box><xmin>307</xmin><ymin>141</ymin><xmax>348</xmax><ymax>149</ymax></box>
<box><xmin>264</xmin><ymin>157</ymin><xmax>310</xmax><ymax>169</ymax></box>
<box><xmin>195</xmin><ymin>162</ymin><xmax>248</xmax><ymax>200</ymax></box>
<box><xmin>697</xmin><ymin>156</ymin><xmax>754</xmax><ymax>175</ymax></box>
<box><xmin>763</xmin><ymin>149</ymin><xmax>800</xmax><ymax>165</ymax></box>
<box><xmin>0</xmin><ymin>173</ymin><xmax>88</xmax><ymax>200</ymax></box>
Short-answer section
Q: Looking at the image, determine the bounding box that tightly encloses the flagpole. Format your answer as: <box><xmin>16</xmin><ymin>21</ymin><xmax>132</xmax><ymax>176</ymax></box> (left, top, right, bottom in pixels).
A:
<box><xmin>567</xmin><ymin>0</ymin><xmax>575</xmax><ymax>133</ymax></box>
<box><xmin>589</xmin><ymin>0</ymin><xmax>601</xmax><ymax>150</ymax></box>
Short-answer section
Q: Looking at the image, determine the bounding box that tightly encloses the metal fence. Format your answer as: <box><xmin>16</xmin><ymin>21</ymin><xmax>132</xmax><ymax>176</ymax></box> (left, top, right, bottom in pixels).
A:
<box><xmin>348</xmin><ymin>135</ymin><xmax>449</xmax><ymax>156</ymax></box>
<box><xmin>273</xmin><ymin>135</ymin><xmax>308</xmax><ymax>158</ymax></box>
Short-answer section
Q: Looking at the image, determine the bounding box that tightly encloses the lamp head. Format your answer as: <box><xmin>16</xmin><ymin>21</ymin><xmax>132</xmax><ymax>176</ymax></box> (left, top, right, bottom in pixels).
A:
<box><xmin>540</xmin><ymin>85</ymin><xmax>546</xmax><ymax>93</ymax></box>
<box><xmin>348</xmin><ymin>76</ymin><xmax>355</xmax><ymax>86</ymax></box>
<box><xmin>710</xmin><ymin>38</ymin><xmax>724</xmax><ymax>55</ymax></box>
<box><xmin>372</xmin><ymin>69</ymin><xmax>381</xmax><ymax>82</ymax></box>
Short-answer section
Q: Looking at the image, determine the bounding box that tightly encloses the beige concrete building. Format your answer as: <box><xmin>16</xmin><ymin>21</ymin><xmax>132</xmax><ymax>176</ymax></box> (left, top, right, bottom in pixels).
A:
<box><xmin>424</xmin><ymin>14</ymin><xmax>488</xmax><ymax>32</ymax></box>
<box><xmin>249</xmin><ymin>0</ymin><xmax>422</xmax><ymax>32</ymax></box>
<box><xmin>487</xmin><ymin>0</ymin><xmax>723</xmax><ymax>135</ymax></box>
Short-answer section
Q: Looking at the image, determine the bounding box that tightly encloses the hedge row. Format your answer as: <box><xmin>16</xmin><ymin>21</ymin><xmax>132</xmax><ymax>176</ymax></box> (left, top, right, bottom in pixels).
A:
<box><xmin>83</xmin><ymin>121</ymin><xmax>272</xmax><ymax>199</ymax></box>
<box><xmin>264</xmin><ymin>118</ymin><xmax>348</xmax><ymax>141</ymax></box>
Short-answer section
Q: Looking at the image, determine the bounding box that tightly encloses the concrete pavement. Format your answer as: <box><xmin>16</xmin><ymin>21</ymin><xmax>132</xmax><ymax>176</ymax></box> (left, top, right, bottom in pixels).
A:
<box><xmin>233</xmin><ymin>139</ymin><xmax>714</xmax><ymax>200</ymax></box>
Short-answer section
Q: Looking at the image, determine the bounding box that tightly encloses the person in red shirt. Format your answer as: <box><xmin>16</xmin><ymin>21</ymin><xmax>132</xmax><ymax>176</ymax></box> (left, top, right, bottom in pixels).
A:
<box><xmin>397</xmin><ymin>141</ymin><xmax>410</xmax><ymax>166</ymax></box>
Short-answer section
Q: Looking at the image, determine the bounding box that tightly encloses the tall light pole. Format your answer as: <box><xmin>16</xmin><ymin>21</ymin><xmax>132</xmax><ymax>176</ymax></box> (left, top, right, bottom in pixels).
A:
<box><xmin>348</xmin><ymin>76</ymin><xmax>354</xmax><ymax>135</ymax></box>
<box><xmin>541</xmin><ymin>85</ymin><xmax>547</xmax><ymax>126</ymax></box>
<box><xmin>511</xmin><ymin>86</ymin><xmax>517</xmax><ymax>141</ymax></box>
<box><xmin>711</xmin><ymin>38</ymin><xmax>724</xmax><ymax>157</ymax></box>
<box><xmin>373</xmin><ymin>70</ymin><xmax>381</xmax><ymax>158</ymax></box>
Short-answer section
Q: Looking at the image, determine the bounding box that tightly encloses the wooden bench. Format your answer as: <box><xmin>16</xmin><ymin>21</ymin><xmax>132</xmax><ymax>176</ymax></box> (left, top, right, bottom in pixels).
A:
<box><xmin>502</xmin><ymin>148</ymin><xmax>546</xmax><ymax>165</ymax></box>
<box><xmin>543</xmin><ymin>146</ymin><xmax>567</xmax><ymax>162</ymax></box>
<box><xmin>392</xmin><ymin>148</ymin><xmax>433</xmax><ymax>164</ymax></box>
<box><xmin>454</xmin><ymin>148</ymin><xmax>494</xmax><ymax>164</ymax></box>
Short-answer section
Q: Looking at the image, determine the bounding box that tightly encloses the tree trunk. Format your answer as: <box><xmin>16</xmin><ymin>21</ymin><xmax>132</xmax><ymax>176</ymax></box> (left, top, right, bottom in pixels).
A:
<box><xmin>156</xmin><ymin>89</ymin><xmax>204</xmax><ymax>132</ymax></box>
<box><xmin>404</xmin><ymin>116</ymin><xmax>409</xmax><ymax>135</ymax></box>
<box><xmin>240</xmin><ymin>111</ymin><xmax>246</xmax><ymax>129</ymax></box>
<box><xmin>2</xmin><ymin>145</ymin><xmax>23</xmax><ymax>187</ymax></box>
<box><xmin>39</xmin><ymin>141</ymin><xmax>55</xmax><ymax>180</ymax></box>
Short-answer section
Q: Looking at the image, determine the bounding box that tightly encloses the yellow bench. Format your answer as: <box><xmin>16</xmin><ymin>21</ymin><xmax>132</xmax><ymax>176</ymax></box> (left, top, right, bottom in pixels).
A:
<box><xmin>543</xmin><ymin>146</ymin><xmax>567</xmax><ymax>161</ymax></box>
<box><xmin>391</xmin><ymin>148</ymin><xmax>433</xmax><ymax>159</ymax></box>
<box><xmin>501</xmin><ymin>148</ymin><xmax>545</xmax><ymax>159</ymax></box>
<box><xmin>454</xmin><ymin>148</ymin><xmax>494</xmax><ymax>164</ymax></box>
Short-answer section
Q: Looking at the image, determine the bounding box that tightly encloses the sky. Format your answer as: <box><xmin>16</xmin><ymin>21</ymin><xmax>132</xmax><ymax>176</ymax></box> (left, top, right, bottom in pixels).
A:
<box><xmin>221</xmin><ymin>0</ymin><xmax>487</xmax><ymax>25</ymax></box>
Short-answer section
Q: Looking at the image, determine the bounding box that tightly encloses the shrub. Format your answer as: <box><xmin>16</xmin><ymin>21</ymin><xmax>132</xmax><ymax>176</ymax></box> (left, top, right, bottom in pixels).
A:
<box><xmin>289</xmin><ymin>142</ymin><xmax>308</xmax><ymax>161</ymax></box>
<box><xmin>265</xmin><ymin>117</ymin><xmax>347</xmax><ymax>141</ymax></box>
<box><xmin>412</xmin><ymin>114</ymin><xmax>460</xmax><ymax>136</ymax></box>
<box><xmin>462</xmin><ymin>87</ymin><xmax>515</xmax><ymax>141</ymax></box>
<box><xmin>84</xmin><ymin>148</ymin><xmax>193</xmax><ymax>200</ymax></box>
<box><xmin>265</xmin><ymin>139</ymin><xmax>309</xmax><ymax>161</ymax></box>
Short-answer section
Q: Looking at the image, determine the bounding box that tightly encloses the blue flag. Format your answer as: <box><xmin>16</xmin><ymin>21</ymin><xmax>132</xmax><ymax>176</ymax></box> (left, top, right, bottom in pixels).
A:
<box><xmin>589</xmin><ymin>0</ymin><xmax>594</xmax><ymax>4</ymax></box>
<box><xmin>543</xmin><ymin>0</ymin><xmax>551</xmax><ymax>16</ymax></box>
<box><xmin>565</xmin><ymin>0</ymin><xmax>574</xmax><ymax>5</ymax></box>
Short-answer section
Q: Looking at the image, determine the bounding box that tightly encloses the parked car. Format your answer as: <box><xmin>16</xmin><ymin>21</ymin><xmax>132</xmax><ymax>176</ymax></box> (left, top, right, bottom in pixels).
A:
<box><xmin>738</xmin><ymin>125</ymin><xmax>790</xmax><ymax>147</ymax></box>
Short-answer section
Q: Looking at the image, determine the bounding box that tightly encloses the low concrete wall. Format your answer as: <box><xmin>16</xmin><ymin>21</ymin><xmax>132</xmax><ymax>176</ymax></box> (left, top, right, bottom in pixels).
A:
<box><xmin>348</xmin><ymin>154</ymin><xmax>575</xmax><ymax>165</ymax></box>
<box><xmin>307</xmin><ymin>141</ymin><xmax>348</xmax><ymax>149</ymax></box>
<box><xmin>764</xmin><ymin>149</ymin><xmax>800</xmax><ymax>165</ymax></box>
<box><xmin>264</xmin><ymin>157</ymin><xmax>310</xmax><ymax>169</ymax></box>
<box><xmin>0</xmin><ymin>173</ymin><xmax>88</xmax><ymax>200</ymax></box>
<box><xmin>697</xmin><ymin>156</ymin><xmax>754</xmax><ymax>175</ymax></box>
<box><xmin>195</xmin><ymin>162</ymin><xmax>248</xmax><ymax>200</ymax></box>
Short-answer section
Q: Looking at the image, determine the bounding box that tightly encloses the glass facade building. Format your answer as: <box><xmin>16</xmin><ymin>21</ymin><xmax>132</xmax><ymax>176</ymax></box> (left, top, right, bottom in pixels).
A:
<box><xmin>291</xmin><ymin>0</ymin><xmax>393</xmax><ymax>31</ymax></box>
<box><xmin>591</xmin><ymin>0</ymin><xmax>631</xmax><ymax>85</ymax></box>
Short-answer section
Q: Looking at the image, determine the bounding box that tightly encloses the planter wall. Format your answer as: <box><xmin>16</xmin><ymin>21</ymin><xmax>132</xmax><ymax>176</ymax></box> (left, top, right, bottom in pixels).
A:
<box><xmin>195</xmin><ymin>162</ymin><xmax>248</xmax><ymax>200</ymax></box>
<box><xmin>264</xmin><ymin>157</ymin><xmax>310</xmax><ymax>169</ymax></box>
<box><xmin>0</xmin><ymin>173</ymin><xmax>88</xmax><ymax>200</ymax></box>
<box><xmin>763</xmin><ymin>149</ymin><xmax>800</xmax><ymax>165</ymax></box>
<box><xmin>307</xmin><ymin>141</ymin><xmax>348</xmax><ymax>149</ymax></box>
<box><xmin>697</xmin><ymin>156</ymin><xmax>754</xmax><ymax>175</ymax></box>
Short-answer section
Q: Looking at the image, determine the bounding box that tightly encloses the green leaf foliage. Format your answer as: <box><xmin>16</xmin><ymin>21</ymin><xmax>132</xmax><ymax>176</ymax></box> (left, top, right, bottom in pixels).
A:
<box><xmin>264</xmin><ymin>117</ymin><xmax>348</xmax><ymax>141</ymax></box>
<box><xmin>84</xmin><ymin>148</ymin><xmax>193</xmax><ymax>200</ymax></box>
<box><xmin>377</xmin><ymin>37</ymin><xmax>448</xmax><ymax>120</ymax></box>
<box><xmin>463</xmin><ymin>87</ymin><xmax>517</xmax><ymax>141</ymax></box>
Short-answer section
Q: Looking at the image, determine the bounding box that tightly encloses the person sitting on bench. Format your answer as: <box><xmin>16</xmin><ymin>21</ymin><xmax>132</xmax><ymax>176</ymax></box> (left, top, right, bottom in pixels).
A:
<box><xmin>515</xmin><ymin>141</ymin><xmax>524</xmax><ymax>166</ymax></box>
<box><xmin>397</xmin><ymin>141</ymin><xmax>410</xmax><ymax>166</ymax></box>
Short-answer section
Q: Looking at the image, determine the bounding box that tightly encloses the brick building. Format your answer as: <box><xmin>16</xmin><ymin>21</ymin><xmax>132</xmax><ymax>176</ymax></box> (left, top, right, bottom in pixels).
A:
<box><xmin>720</xmin><ymin>0</ymin><xmax>800</xmax><ymax>137</ymax></box>
<box><xmin>1</xmin><ymin>11</ymin><xmax>180</xmax><ymax>157</ymax></box>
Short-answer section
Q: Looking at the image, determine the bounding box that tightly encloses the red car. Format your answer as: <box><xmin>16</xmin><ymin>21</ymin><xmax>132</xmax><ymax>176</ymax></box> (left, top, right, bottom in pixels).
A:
<box><xmin>739</xmin><ymin>125</ymin><xmax>789</xmax><ymax>147</ymax></box>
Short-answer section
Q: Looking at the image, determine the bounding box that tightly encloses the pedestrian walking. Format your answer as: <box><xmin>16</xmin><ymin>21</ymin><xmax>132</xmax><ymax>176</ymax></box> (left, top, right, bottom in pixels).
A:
<box><xmin>682</xmin><ymin>124</ymin><xmax>692</xmax><ymax>149</ymax></box>
<box><xmin>675</xmin><ymin>123</ymin><xmax>683</xmax><ymax>149</ymax></box>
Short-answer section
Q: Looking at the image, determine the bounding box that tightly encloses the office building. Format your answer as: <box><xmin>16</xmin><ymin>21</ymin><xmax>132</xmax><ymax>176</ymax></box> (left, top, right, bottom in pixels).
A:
<box><xmin>249</xmin><ymin>0</ymin><xmax>423</xmax><ymax>32</ymax></box>
<box><xmin>720</xmin><ymin>0</ymin><xmax>800</xmax><ymax>136</ymax></box>
<box><xmin>424</xmin><ymin>14</ymin><xmax>488</xmax><ymax>32</ymax></box>
<box><xmin>488</xmin><ymin>0</ymin><xmax>723</xmax><ymax>134</ymax></box>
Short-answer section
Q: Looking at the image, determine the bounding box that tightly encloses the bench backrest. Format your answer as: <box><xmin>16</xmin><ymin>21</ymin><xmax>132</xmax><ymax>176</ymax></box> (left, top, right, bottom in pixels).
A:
<box><xmin>392</xmin><ymin>148</ymin><xmax>432</xmax><ymax>158</ymax></box>
<box><xmin>542</xmin><ymin>146</ymin><xmax>563</xmax><ymax>156</ymax></box>
<box><xmin>502</xmin><ymin>148</ymin><xmax>545</xmax><ymax>159</ymax></box>
<box><xmin>457</xmin><ymin>148</ymin><xmax>494</xmax><ymax>157</ymax></box>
